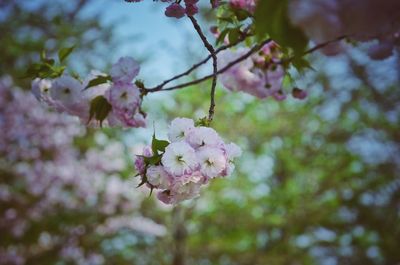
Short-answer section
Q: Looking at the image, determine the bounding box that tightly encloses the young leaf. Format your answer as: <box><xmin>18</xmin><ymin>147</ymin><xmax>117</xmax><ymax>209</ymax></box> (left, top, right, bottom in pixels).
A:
<box><xmin>84</xmin><ymin>75</ymin><xmax>112</xmax><ymax>90</ymax></box>
<box><xmin>254</xmin><ymin>0</ymin><xmax>308</xmax><ymax>56</ymax></box>
<box><xmin>88</xmin><ymin>95</ymin><xmax>112</xmax><ymax>126</ymax></box>
<box><xmin>217</xmin><ymin>28</ymin><xmax>230</xmax><ymax>45</ymax></box>
<box><xmin>58</xmin><ymin>45</ymin><xmax>75</xmax><ymax>63</ymax></box>
<box><xmin>151</xmin><ymin>131</ymin><xmax>169</xmax><ymax>154</ymax></box>
<box><xmin>228</xmin><ymin>28</ymin><xmax>241</xmax><ymax>44</ymax></box>
<box><xmin>234</xmin><ymin>9</ymin><xmax>251</xmax><ymax>21</ymax></box>
<box><xmin>144</xmin><ymin>155</ymin><xmax>162</xmax><ymax>165</ymax></box>
<box><xmin>137</xmin><ymin>176</ymin><xmax>148</xmax><ymax>188</ymax></box>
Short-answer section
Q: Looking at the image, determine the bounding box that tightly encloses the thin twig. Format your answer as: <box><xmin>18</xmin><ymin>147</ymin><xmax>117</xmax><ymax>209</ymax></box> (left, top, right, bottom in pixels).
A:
<box><xmin>188</xmin><ymin>15</ymin><xmax>218</xmax><ymax>122</ymax></box>
<box><xmin>147</xmin><ymin>38</ymin><xmax>272</xmax><ymax>93</ymax></box>
<box><xmin>147</xmin><ymin>35</ymin><xmax>347</xmax><ymax>96</ymax></box>
<box><xmin>279</xmin><ymin>35</ymin><xmax>348</xmax><ymax>65</ymax></box>
<box><xmin>148</xmin><ymin>28</ymin><xmax>252</xmax><ymax>91</ymax></box>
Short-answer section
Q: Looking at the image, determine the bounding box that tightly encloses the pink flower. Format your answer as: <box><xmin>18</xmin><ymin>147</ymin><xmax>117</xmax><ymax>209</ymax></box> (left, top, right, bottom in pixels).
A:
<box><xmin>197</xmin><ymin>147</ymin><xmax>227</xmax><ymax>179</ymax></box>
<box><xmin>161</xmin><ymin>142</ymin><xmax>198</xmax><ymax>176</ymax></box>
<box><xmin>292</xmin><ymin>88</ymin><xmax>308</xmax><ymax>100</ymax></box>
<box><xmin>146</xmin><ymin>166</ymin><xmax>171</xmax><ymax>189</ymax></box>
<box><xmin>272</xmin><ymin>90</ymin><xmax>287</xmax><ymax>101</ymax></box>
<box><xmin>186</xmin><ymin>126</ymin><xmax>222</xmax><ymax>149</ymax></box>
<box><xmin>110</xmin><ymin>56</ymin><xmax>140</xmax><ymax>84</ymax></box>
<box><xmin>185</xmin><ymin>3</ymin><xmax>198</xmax><ymax>16</ymax></box>
<box><xmin>229</xmin><ymin>0</ymin><xmax>257</xmax><ymax>13</ymax></box>
<box><xmin>165</xmin><ymin>3</ymin><xmax>186</xmax><ymax>19</ymax></box>
<box><xmin>168</xmin><ymin>117</ymin><xmax>195</xmax><ymax>142</ymax></box>
<box><xmin>108</xmin><ymin>83</ymin><xmax>140</xmax><ymax>110</ymax></box>
<box><xmin>218</xmin><ymin>43</ymin><xmax>285</xmax><ymax>101</ymax></box>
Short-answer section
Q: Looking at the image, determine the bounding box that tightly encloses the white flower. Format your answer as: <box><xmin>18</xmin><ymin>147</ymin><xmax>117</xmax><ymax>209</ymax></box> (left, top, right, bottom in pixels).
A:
<box><xmin>31</xmin><ymin>78</ymin><xmax>52</xmax><ymax>102</ymax></box>
<box><xmin>108</xmin><ymin>83</ymin><xmax>140</xmax><ymax>110</ymax></box>
<box><xmin>161</xmin><ymin>142</ymin><xmax>198</xmax><ymax>176</ymax></box>
<box><xmin>223</xmin><ymin>142</ymin><xmax>242</xmax><ymax>176</ymax></box>
<box><xmin>168</xmin><ymin>117</ymin><xmax>195</xmax><ymax>142</ymax></box>
<box><xmin>197</xmin><ymin>147</ymin><xmax>226</xmax><ymax>178</ymax></box>
<box><xmin>110</xmin><ymin>56</ymin><xmax>140</xmax><ymax>83</ymax></box>
<box><xmin>170</xmin><ymin>171</ymin><xmax>203</xmax><ymax>202</ymax></box>
<box><xmin>146</xmin><ymin>166</ymin><xmax>170</xmax><ymax>189</ymax></box>
<box><xmin>50</xmin><ymin>75</ymin><xmax>83</xmax><ymax>108</ymax></box>
<box><xmin>225</xmin><ymin>142</ymin><xmax>242</xmax><ymax>160</ymax></box>
<box><xmin>187</xmin><ymin>126</ymin><xmax>222</xmax><ymax>148</ymax></box>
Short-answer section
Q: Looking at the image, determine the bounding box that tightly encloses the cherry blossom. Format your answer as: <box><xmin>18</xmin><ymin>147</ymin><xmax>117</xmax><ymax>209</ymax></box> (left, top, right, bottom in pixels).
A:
<box><xmin>165</xmin><ymin>3</ymin><xmax>187</xmax><ymax>19</ymax></box>
<box><xmin>134</xmin><ymin>118</ymin><xmax>242</xmax><ymax>204</ymax></box>
<box><xmin>218</xmin><ymin>42</ymin><xmax>286</xmax><ymax>100</ymax></box>
<box><xmin>229</xmin><ymin>0</ymin><xmax>257</xmax><ymax>13</ymax></box>
<box><xmin>289</xmin><ymin>0</ymin><xmax>400</xmax><ymax>59</ymax></box>
<box><xmin>167</xmin><ymin>117</ymin><xmax>195</xmax><ymax>142</ymax></box>
<box><xmin>0</xmin><ymin>77</ymin><xmax>163</xmax><ymax>263</ymax></box>
<box><xmin>162</xmin><ymin>142</ymin><xmax>199</xmax><ymax>176</ymax></box>
<box><xmin>110</xmin><ymin>56</ymin><xmax>140</xmax><ymax>84</ymax></box>
<box><xmin>30</xmin><ymin>57</ymin><xmax>146</xmax><ymax>128</ymax></box>
<box><xmin>197</xmin><ymin>146</ymin><xmax>227</xmax><ymax>179</ymax></box>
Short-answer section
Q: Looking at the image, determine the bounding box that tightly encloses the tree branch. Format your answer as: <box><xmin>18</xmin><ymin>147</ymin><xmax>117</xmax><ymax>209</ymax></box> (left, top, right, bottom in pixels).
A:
<box><xmin>148</xmin><ymin>28</ymin><xmax>252</xmax><ymax>92</ymax></box>
<box><xmin>146</xmin><ymin>38</ymin><xmax>272</xmax><ymax>93</ymax></box>
<box><xmin>280</xmin><ymin>35</ymin><xmax>348</xmax><ymax>64</ymax></box>
<box><xmin>187</xmin><ymin>15</ymin><xmax>217</xmax><ymax>122</ymax></box>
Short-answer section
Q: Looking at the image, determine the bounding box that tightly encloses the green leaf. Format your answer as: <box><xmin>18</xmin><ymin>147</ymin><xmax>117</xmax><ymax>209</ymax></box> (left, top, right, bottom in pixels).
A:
<box><xmin>151</xmin><ymin>132</ymin><xmax>169</xmax><ymax>154</ymax></box>
<box><xmin>137</xmin><ymin>176</ymin><xmax>147</xmax><ymax>188</ymax></box>
<box><xmin>228</xmin><ymin>28</ymin><xmax>241</xmax><ymax>44</ymax></box>
<box><xmin>254</xmin><ymin>0</ymin><xmax>308</xmax><ymax>56</ymax></box>
<box><xmin>291</xmin><ymin>57</ymin><xmax>314</xmax><ymax>72</ymax></box>
<box><xmin>195</xmin><ymin>117</ymin><xmax>210</xmax><ymax>127</ymax></box>
<box><xmin>88</xmin><ymin>95</ymin><xmax>112</xmax><ymax>126</ymax></box>
<box><xmin>233</xmin><ymin>9</ymin><xmax>252</xmax><ymax>21</ymax></box>
<box><xmin>84</xmin><ymin>75</ymin><xmax>112</xmax><ymax>89</ymax></box>
<box><xmin>218</xmin><ymin>16</ymin><xmax>234</xmax><ymax>24</ymax></box>
<box><xmin>217</xmin><ymin>28</ymin><xmax>230</xmax><ymax>45</ymax></box>
<box><xmin>135</xmin><ymin>79</ymin><xmax>145</xmax><ymax>89</ymax></box>
<box><xmin>24</xmin><ymin>63</ymin><xmax>43</xmax><ymax>78</ymax></box>
<box><xmin>58</xmin><ymin>45</ymin><xmax>75</xmax><ymax>63</ymax></box>
<box><xmin>144</xmin><ymin>155</ymin><xmax>162</xmax><ymax>165</ymax></box>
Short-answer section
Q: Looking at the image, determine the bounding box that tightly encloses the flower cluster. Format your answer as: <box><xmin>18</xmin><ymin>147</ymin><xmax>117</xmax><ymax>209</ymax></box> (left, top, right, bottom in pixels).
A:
<box><xmin>229</xmin><ymin>0</ymin><xmax>257</xmax><ymax>14</ymax></box>
<box><xmin>134</xmin><ymin>118</ymin><xmax>242</xmax><ymax>204</ymax></box>
<box><xmin>218</xmin><ymin>42</ymin><xmax>306</xmax><ymax>100</ymax></box>
<box><xmin>31</xmin><ymin>56</ymin><xmax>146</xmax><ymax>128</ymax></box>
<box><xmin>126</xmin><ymin>0</ymin><xmax>222</xmax><ymax>19</ymax></box>
<box><xmin>289</xmin><ymin>0</ymin><xmax>400</xmax><ymax>59</ymax></box>
<box><xmin>1</xmin><ymin>77</ymin><xmax>163</xmax><ymax>265</ymax></box>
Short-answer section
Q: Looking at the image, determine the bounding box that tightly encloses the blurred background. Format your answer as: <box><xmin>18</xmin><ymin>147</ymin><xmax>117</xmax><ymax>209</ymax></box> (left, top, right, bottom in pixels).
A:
<box><xmin>0</xmin><ymin>0</ymin><xmax>399</xmax><ymax>264</ymax></box>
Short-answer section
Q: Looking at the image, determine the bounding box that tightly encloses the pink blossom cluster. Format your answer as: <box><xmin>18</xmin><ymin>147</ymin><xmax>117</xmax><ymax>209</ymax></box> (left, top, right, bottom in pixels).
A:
<box><xmin>218</xmin><ymin>42</ymin><xmax>292</xmax><ymax>100</ymax></box>
<box><xmin>127</xmin><ymin>0</ymin><xmax>221</xmax><ymax>19</ymax></box>
<box><xmin>165</xmin><ymin>0</ymin><xmax>199</xmax><ymax>18</ymax></box>
<box><xmin>134</xmin><ymin>118</ymin><xmax>242</xmax><ymax>204</ymax></box>
<box><xmin>31</xmin><ymin>56</ymin><xmax>146</xmax><ymax>128</ymax></box>
<box><xmin>229</xmin><ymin>0</ymin><xmax>257</xmax><ymax>14</ymax></box>
<box><xmin>289</xmin><ymin>0</ymin><xmax>400</xmax><ymax>59</ymax></box>
<box><xmin>0</xmin><ymin>77</ymin><xmax>163</xmax><ymax>264</ymax></box>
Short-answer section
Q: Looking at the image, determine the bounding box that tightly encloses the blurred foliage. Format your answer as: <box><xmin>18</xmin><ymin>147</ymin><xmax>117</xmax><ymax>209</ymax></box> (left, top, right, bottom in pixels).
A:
<box><xmin>0</xmin><ymin>0</ymin><xmax>116</xmax><ymax>88</ymax></box>
<box><xmin>158</xmin><ymin>51</ymin><xmax>400</xmax><ymax>265</ymax></box>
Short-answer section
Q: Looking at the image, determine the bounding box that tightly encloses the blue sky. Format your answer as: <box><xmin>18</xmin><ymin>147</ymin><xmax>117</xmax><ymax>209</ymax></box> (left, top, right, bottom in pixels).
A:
<box><xmin>85</xmin><ymin>0</ymin><xmax>210</xmax><ymax>86</ymax></box>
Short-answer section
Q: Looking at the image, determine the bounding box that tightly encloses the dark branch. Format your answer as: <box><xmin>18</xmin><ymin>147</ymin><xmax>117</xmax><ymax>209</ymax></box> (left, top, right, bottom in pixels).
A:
<box><xmin>187</xmin><ymin>15</ymin><xmax>218</xmax><ymax>122</ymax></box>
<box><xmin>147</xmin><ymin>38</ymin><xmax>272</xmax><ymax>93</ymax></box>
<box><xmin>147</xmin><ymin>29</ymin><xmax>251</xmax><ymax>92</ymax></box>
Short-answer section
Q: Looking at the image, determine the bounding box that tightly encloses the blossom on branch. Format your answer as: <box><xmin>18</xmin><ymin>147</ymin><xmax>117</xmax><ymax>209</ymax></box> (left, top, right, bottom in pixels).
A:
<box><xmin>289</xmin><ymin>0</ymin><xmax>400</xmax><ymax>59</ymax></box>
<box><xmin>218</xmin><ymin>42</ymin><xmax>287</xmax><ymax>100</ymax></box>
<box><xmin>134</xmin><ymin>118</ymin><xmax>242</xmax><ymax>204</ymax></box>
<box><xmin>31</xmin><ymin>56</ymin><xmax>146</xmax><ymax>128</ymax></box>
